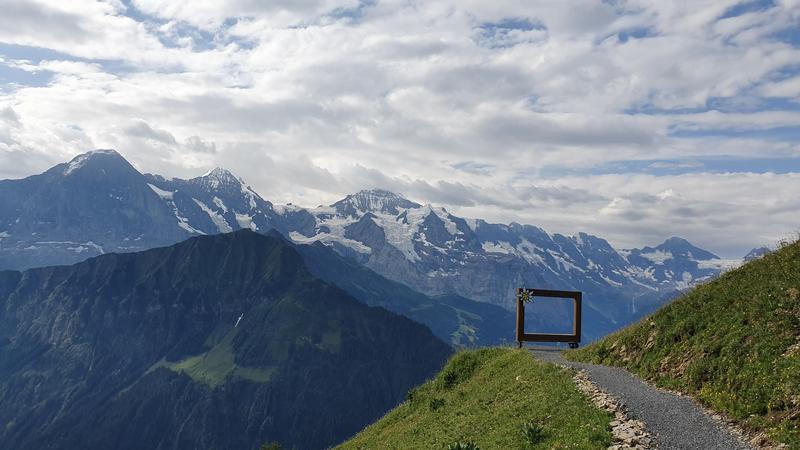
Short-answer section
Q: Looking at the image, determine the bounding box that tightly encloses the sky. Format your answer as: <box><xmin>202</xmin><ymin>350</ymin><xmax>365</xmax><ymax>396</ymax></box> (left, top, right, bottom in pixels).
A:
<box><xmin>1</xmin><ymin>0</ymin><xmax>799</xmax><ymax>258</ymax></box>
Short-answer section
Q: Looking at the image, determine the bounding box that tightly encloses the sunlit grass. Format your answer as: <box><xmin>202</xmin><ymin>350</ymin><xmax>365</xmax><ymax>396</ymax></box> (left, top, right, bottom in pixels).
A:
<box><xmin>338</xmin><ymin>348</ymin><xmax>613</xmax><ymax>449</ymax></box>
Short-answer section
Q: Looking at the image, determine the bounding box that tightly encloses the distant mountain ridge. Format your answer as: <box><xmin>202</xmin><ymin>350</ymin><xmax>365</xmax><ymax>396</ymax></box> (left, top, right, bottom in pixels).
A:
<box><xmin>0</xmin><ymin>150</ymin><xmax>511</xmax><ymax>346</ymax></box>
<box><xmin>275</xmin><ymin>189</ymin><xmax>743</xmax><ymax>337</ymax></box>
<box><xmin>0</xmin><ymin>149</ymin><xmax>186</xmax><ymax>269</ymax></box>
<box><xmin>0</xmin><ymin>150</ymin><xmax>746</xmax><ymax>339</ymax></box>
<box><xmin>280</xmin><ymin>189</ymin><xmax>741</xmax><ymax>296</ymax></box>
<box><xmin>743</xmin><ymin>246</ymin><xmax>770</xmax><ymax>261</ymax></box>
<box><xmin>0</xmin><ymin>230</ymin><xmax>451</xmax><ymax>450</ymax></box>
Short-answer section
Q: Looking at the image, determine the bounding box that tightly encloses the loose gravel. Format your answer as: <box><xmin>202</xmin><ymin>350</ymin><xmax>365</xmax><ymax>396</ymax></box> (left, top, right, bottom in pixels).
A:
<box><xmin>532</xmin><ymin>348</ymin><xmax>754</xmax><ymax>450</ymax></box>
<box><xmin>572</xmin><ymin>368</ymin><xmax>654</xmax><ymax>449</ymax></box>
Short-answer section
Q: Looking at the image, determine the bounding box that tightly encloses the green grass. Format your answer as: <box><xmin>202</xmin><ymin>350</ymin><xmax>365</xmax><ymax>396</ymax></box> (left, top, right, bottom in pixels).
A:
<box><xmin>150</xmin><ymin>327</ymin><xmax>274</xmax><ymax>388</ymax></box>
<box><xmin>337</xmin><ymin>348</ymin><xmax>613</xmax><ymax>450</ymax></box>
<box><xmin>568</xmin><ymin>241</ymin><xmax>800</xmax><ymax>448</ymax></box>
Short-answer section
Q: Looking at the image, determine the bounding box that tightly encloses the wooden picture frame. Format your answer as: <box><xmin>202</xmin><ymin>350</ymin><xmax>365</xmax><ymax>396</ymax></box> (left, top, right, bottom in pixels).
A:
<box><xmin>516</xmin><ymin>288</ymin><xmax>582</xmax><ymax>348</ymax></box>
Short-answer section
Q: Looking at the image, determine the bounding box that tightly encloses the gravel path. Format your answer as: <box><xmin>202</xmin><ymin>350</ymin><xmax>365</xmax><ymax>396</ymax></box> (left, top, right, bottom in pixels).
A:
<box><xmin>531</xmin><ymin>348</ymin><xmax>753</xmax><ymax>450</ymax></box>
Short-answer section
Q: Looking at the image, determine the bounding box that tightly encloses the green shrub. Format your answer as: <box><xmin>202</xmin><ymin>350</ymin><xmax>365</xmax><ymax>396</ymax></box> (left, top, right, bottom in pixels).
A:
<box><xmin>260</xmin><ymin>442</ymin><xmax>283</xmax><ymax>450</ymax></box>
<box><xmin>406</xmin><ymin>386</ymin><xmax>419</xmax><ymax>402</ymax></box>
<box><xmin>522</xmin><ymin>420</ymin><xmax>546</xmax><ymax>445</ymax></box>
<box><xmin>436</xmin><ymin>350</ymin><xmax>485</xmax><ymax>389</ymax></box>
<box><xmin>429</xmin><ymin>397</ymin><xmax>446</xmax><ymax>411</ymax></box>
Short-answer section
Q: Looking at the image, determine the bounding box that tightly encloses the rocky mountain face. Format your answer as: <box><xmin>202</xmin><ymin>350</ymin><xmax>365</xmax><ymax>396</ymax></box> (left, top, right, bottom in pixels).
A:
<box><xmin>0</xmin><ymin>150</ymin><xmax>187</xmax><ymax>270</ymax></box>
<box><xmin>0</xmin><ymin>230</ymin><xmax>451</xmax><ymax>450</ymax></box>
<box><xmin>743</xmin><ymin>246</ymin><xmax>770</xmax><ymax>261</ymax></box>
<box><xmin>277</xmin><ymin>189</ymin><xmax>742</xmax><ymax>339</ymax></box>
<box><xmin>294</xmin><ymin>241</ymin><xmax>514</xmax><ymax>346</ymax></box>
<box><xmin>0</xmin><ymin>150</ymin><xmax>741</xmax><ymax>340</ymax></box>
<box><xmin>0</xmin><ymin>150</ymin><xmax>288</xmax><ymax>271</ymax></box>
<box><xmin>621</xmin><ymin>236</ymin><xmax>734</xmax><ymax>290</ymax></box>
<box><xmin>143</xmin><ymin>167</ymin><xmax>280</xmax><ymax>236</ymax></box>
<box><xmin>0</xmin><ymin>151</ymin><xmax>510</xmax><ymax>345</ymax></box>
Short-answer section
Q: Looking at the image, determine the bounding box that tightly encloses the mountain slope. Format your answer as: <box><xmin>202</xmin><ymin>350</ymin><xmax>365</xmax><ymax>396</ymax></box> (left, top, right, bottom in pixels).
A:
<box><xmin>0</xmin><ymin>149</ymin><xmax>187</xmax><ymax>270</ymax></box>
<box><xmin>744</xmin><ymin>246</ymin><xmax>771</xmax><ymax>262</ymax></box>
<box><xmin>569</xmin><ymin>241</ymin><xmax>800</xmax><ymax>447</ymax></box>
<box><xmin>144</xmin><ymin>167</ymin><xmax>280</xmax><ymax>236</ymax></box>
<box><xmin>621</xmin><ymin>236</ymin><xmax>733</xmax><ymax>290</ymax></box>
<box><xmin>0</xmin><ymin>230</ymin><xmax>452</xmax><ymax>450</ymax></box>
<box><xmin>295</xmin><ymin>240</ymin><xmax>514</xmax><ymax>346</ymax></box>
<box><xmin>0</xmin><ymin>150</ymin><xmax>739</xmax><ymax>342</ymax></box>
<box><xmin>283</xmin><ymin>190</ymin><xmax>737</xmax><ymax>306</ymax></box>
<box><xmin>280</xmin><ymin>189</ymin><xmax>739</xmax><ymax>340</ymax></box>
<box><xmin>0</xmin><ymin>150</ymin><xmax>512</xmax><ymax>346</ymax></box>
<box><xmin>337</xmin><ymin>348</ymin><xmax>613</xmax><ymax>449</ymax></box>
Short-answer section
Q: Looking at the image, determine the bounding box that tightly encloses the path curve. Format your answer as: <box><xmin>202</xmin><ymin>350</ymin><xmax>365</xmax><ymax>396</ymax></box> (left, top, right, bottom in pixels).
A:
<box><xmin>531</xmin><ymin>348</ymin><xmax>752</xmax><ymax>450</ymax></box>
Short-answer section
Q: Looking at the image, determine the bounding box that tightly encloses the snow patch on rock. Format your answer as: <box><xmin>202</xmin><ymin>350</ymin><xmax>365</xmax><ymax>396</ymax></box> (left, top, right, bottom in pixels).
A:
<box><xmin>288</xmin><ymin>231</ymin><xmax>372</xmax><ymax>254</ymax></box>
<box><xmin>640</xmin><ymin>250</ymin><xmax>672</xmax><ymax>264</ymax></box>
<box><xmin>193</xmin><ymin>198</ymin><xmax>232</xmax><ymax>233</ymax></box>
<box><xmin>147</xmin><ymin>183</ymin><xmax>174</xmax><ymax>200</ymax></box>
<box><xmin>235</xmin><ymin>213</ymin><xmax>257</xmax><ymax>231</ymax></box>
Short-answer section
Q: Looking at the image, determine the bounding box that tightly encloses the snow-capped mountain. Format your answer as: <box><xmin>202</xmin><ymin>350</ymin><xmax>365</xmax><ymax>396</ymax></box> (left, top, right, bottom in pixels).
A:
<box><xmin>144</xmin><ymin>167</ymin><xmax>279</xmax><ymax>236</ymax></box>
<box><xmin>0</xmin><ymin>150</ymin><xmax>742</xmax><ymax>340</ymax></box>
<box><xmin>0</xmin><ymin>150</ymin><xmax>291</xmax><ymax>270</ymax></box>
<box><xmin>622</xmin><ymin>237</ymin><xmax>741</xmax><ymax>290</ymax></box>
<box><xmin>743</xmin><ymin>246</ymin><xmax>771</xmax><ymax>261</ymax></box>
<box><xmin>0</xmin><ymin>150</ymin><xmax>187</xmax><ymax>270</ymax></box>
<box><xmin>278</xmin><ymin>190</ymin><xmax>738</xmax><ymax>301</ymax></box>
<box><xmin>273</xmin><ymin>189</ymin><xmax>743</xmax><ymax>337</ymax></box>
<box><xmin>0</xmin><ymin>150</ymin><xmax>514</xmax><ymax>345</ymax></box>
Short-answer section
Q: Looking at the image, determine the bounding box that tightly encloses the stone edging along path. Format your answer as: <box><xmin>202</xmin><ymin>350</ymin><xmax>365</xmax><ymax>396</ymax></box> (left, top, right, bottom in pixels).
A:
<box><xmin>531</xmin><ymin>348</ymin><xmax>758</xmax><ymax>450</ymax></box>
<box><xmin>571</xmin><ymin>368</ymin><xmax>653</xmax><ymax>450</ymax></box>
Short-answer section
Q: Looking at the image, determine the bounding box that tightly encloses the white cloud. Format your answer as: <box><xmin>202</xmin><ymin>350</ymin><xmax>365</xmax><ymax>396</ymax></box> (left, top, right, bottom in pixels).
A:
<box><xmin>0</xmin><ymin>0</ymin><xmax>799</xmax><ymax>257</ymax></box>
<box><xmin>760</xmin><ymin>76</ymin><xmax>800</xmax><ymax>99</ymax></box>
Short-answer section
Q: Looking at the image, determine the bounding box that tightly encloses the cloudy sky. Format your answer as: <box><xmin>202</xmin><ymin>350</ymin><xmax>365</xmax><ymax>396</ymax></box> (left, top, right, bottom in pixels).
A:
<box><xmin>1</xmin><ymin>0</ymin><xmax>799</xmax><ymax>257</ymax></box>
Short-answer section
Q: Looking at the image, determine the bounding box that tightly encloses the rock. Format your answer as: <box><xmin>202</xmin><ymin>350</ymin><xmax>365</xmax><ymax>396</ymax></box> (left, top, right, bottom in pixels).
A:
<box><xmin>571</xmin><ymin>369</ymin><xmax>653</xmax><ymax>449</ymax></box>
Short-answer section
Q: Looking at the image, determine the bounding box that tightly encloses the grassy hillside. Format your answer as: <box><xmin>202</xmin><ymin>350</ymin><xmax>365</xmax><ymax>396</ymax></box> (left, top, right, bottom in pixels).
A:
<box><xmin>0</xmin><ymin>230</ymin><xmax>453</xmax><ymax>450</ymax></box>
<box><xmin>338</xmin><ymin>348</ymin><xmax>613</xmax><ymax>449</ymax></box>
<box><xmin>569</xmin><ymin>241</ymin><xmax>800</xmax><ymax>447</ymax></box>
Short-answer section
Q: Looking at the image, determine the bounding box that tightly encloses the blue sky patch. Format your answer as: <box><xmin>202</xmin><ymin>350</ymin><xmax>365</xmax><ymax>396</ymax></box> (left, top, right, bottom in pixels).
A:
<box><xmin>328</xmin><ymin>0</ymin><xmax>376</xmax><ymax>23</ymax></box>
<box><xmin>539</xmin><ymin>156</ymin><xmax>800</xmax><ymax>178</ymax></box>
<box><xmin>0</xmin><ymin>43</ymin><xmax>137</xmax><ymax>82</ymax></box>
<box><xmin>451</xmin><ymin>161</ymin><xmax>496</xmax><ymax>175</ymax></box>
<box><xmin>616</xmin><ymin>27</ymin><xmax>655</xmax><ymax>43</ymax></box>
<box><xmin>0</xmin><ymin>61</ymin><xmax>53</xmax><ymax>90</ymax></box>
<box><xmin>669</xmin><ymin>125</ymin><xmax>800</xmax><ymax>141</ymax></box>
<box><xmin>475</xmin><ymin>17</ymin><xmax>546</xmax><ymax>48</ymax></box>
<box><xmin>719</xmin><ymin>0</ymin><xmax>776</xmax><ymax>20</ymax></box>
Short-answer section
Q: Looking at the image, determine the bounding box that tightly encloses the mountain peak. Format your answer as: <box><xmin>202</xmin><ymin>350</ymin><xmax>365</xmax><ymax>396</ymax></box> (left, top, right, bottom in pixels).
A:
<box><xmin>655</xmin><ymin>236</ymin><xmax>719</xmax><ymax>260</ymax></box>
<box><xmin>663</xmin><ymin>236</ymin><xmax>689</xmax><ymax>245</ymax></box>
<box><xmin>355</xmin><ymin>189</ymin><xmax>412</xmax><ymax>201</ymax></box>
<box><xmin>63</xmin><ymin>149</ymin><xmax>128</xmax><ymax>176</ymax></box>
<box><xmin>196</xmin><ymin>167</ymin><xmax>243</xmax><ymax>189</ymax></box>
<box><xmin>332</xmin><ymin>189</ymin><xmax>421</xmax><ymax>216</ymax></box>
<box><xmin>744</xmin><ymin>246</ymin><xmax>770</xmax><ymax>261</ymax></box>
<box><xmin>202</xmin><ymin>167</ymin><xmax>234</xmax><ymax>177</ymax></box>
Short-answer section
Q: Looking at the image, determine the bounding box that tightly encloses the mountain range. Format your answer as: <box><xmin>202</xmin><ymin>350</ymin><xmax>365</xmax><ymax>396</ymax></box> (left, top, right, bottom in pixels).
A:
<box><xmin>0</xmin><ymin>149</ymin><xmax>749</xmax><ymax>340</ymax></box>
<box><xmin>0</xmin><ymin>230</ymin><xmax>451</xmax><ymax>450</ymax></box>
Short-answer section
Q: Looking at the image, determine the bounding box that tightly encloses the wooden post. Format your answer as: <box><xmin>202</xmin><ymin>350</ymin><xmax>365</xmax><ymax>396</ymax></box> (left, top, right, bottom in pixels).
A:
<box><xmin>516</xmin><ymin>288</ymin><xmax>524</xmax><ymax>348</ymax></box>
<box><xmin>573</xmin><ymin>291</ymin><xmax>582</xmax><ymax>344</ymax></box>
